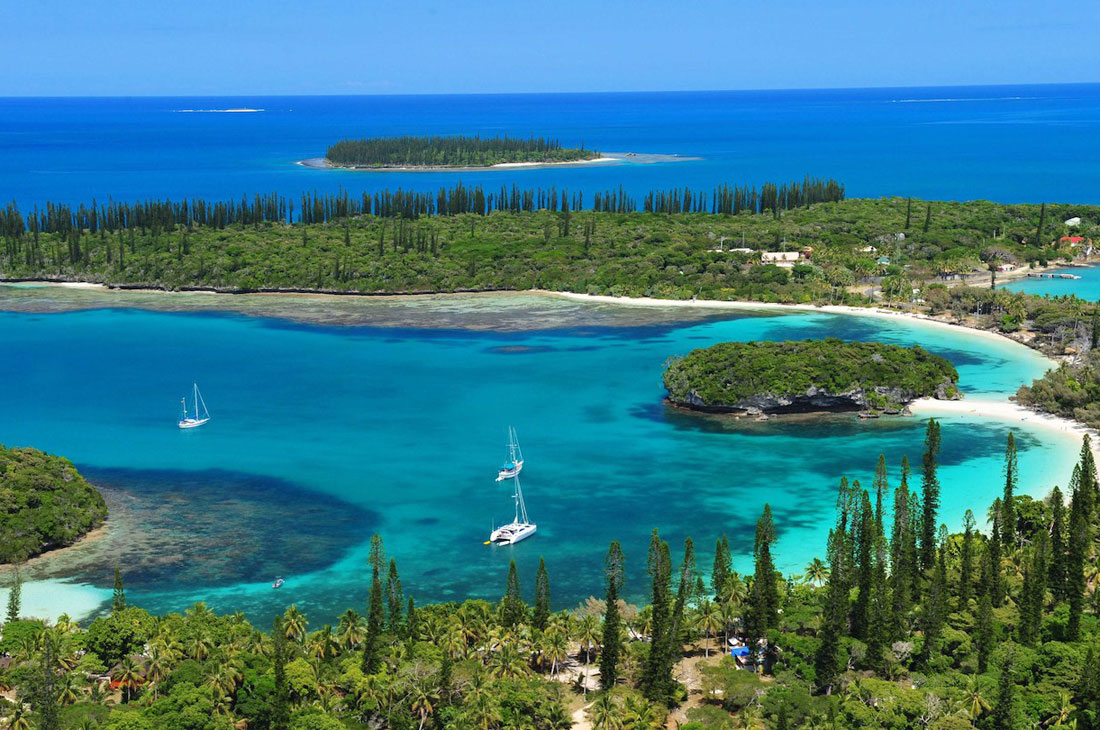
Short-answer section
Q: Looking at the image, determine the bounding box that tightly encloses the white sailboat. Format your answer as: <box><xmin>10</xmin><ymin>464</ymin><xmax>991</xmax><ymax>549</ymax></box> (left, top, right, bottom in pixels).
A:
<box><xmin>489</xmin><ymin>428</ymin><xmax>536</xmax><ymax>545</ymax></box>
<box><xmin>495</xmin><ymin>426</ymin><xmax>524</xmax><ymax>482</ymax></box>
<box><xmin>178</xmin><ymin>382</ymin><xmax>211</xmax><ymax>429</ymax></box>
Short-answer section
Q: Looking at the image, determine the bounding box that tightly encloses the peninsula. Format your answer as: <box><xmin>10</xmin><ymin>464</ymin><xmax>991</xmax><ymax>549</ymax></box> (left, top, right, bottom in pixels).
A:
<box><xmin>663</xmin><ymin>339</ymin><xmax>960</xmax><ymax>415</ymax></box>
<box><xmin>321</xmin><ymin>134</ymin><xmax>601</xmax><ymax>170</ymax></box>
<box><xmin>0</xmin><ymin>444</ymin><xmax>107</xmax><ymax>563</ymax></box>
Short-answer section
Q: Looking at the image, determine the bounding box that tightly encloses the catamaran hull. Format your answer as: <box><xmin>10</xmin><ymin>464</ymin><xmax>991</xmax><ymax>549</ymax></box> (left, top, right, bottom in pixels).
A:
<box><xmin>490</xmin><ymin>523</ymin><xmax>537</xmax><ymax>545</ymax></box>
<box><xmin>178</xmin><ymin>418</ymin><xmax>210</xmax><ymax>429</ymax></box>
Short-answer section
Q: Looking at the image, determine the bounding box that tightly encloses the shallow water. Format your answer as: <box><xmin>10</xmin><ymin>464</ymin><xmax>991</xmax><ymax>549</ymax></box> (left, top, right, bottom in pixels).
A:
<box><xmin>1002</xmin><ymin>264</ymin><xmax>1100</xmax><ymax>300</ymax></box>
<box><xmin>0</xmin><ymin>292</ymin><xmax>1078</xmax><ymax>625</ymax></box>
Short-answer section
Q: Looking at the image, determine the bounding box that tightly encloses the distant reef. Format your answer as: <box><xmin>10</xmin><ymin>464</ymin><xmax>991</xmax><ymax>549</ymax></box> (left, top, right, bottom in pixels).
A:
<box><xmin>323</xmin><ymin>134</ymin><xmax>600</xmax><ymax>169</ymax></box>
<box><xmin>663</xmin><ymin>338</ymin><xmax>960</xmax><ymax>416</ymax></box>
<box><xmin>0</xmin><ymin>445</ymin><xmax>107</xmax><ymax>563</ymax></box>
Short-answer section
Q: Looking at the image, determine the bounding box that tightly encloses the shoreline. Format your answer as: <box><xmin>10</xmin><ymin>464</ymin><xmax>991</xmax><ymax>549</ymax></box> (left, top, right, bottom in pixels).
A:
<box><xmin>0</xmin><ymin>521</ymin><xmax>111</xmax><ymax>577</ymax></box>
<box><xmin>297</xmin><ymin>155</ymin><xmax>618</xmax><ymax>172</ymax></box>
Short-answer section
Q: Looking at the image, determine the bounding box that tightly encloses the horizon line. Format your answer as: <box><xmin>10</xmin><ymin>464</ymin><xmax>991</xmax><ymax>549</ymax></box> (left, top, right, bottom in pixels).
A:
<box><xmin>2</xmin><ymin>79</ymin><xmax>1099</xmax><ymax>100</ymax></box>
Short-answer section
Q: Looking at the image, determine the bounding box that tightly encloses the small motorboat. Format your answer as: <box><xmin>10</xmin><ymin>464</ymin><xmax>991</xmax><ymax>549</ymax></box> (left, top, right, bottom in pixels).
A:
<box><xmin>272</xmin><ymin>577</ymin><xmax>285</xmax><ymax>589</ymax></box>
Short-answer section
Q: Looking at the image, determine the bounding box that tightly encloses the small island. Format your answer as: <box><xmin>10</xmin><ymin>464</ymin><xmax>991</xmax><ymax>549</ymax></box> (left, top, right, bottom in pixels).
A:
<box><xmin>663</xmin><ymin>338</ymin><xmax>960</xmax><ymax>416</ymax></box>
<box><xmin>0</xmin><ymin>444</ymin><xmax>107</xmax><ymax>563</ymax></box>
<box><xmin>320</xmin><ymin>134</ymin><xmax>602</xmax><ymax>170</ymax></box>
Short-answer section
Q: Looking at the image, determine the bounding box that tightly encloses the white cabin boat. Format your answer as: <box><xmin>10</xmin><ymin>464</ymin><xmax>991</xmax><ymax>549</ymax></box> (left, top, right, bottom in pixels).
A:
<box><xmin>178</xmin><ymin>383</ymin><xmax>211</xmax><ymax>429</ymax></box>
<box><xmin>495</xmin><ymin>426</ymin><xmax>524</xmax><ymax>481</ymax></box>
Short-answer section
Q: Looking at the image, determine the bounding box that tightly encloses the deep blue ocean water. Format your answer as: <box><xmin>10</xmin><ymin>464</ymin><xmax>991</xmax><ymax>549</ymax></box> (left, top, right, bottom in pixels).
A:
<box><xmin>1</xmin><ymin>85</ymin><xmax>1095</xmax><ymax>624</ymax></box>
<box><xmin>3</xmin><ymin>84</ymin><xmax>1100</xmax><ymax>209</ymax></box>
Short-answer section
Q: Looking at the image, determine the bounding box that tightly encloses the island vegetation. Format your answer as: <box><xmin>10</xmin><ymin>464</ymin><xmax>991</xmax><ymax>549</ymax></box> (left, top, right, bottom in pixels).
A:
<box><xmin>4</xmin><ymin>426</ymin><xmax>1100</xmax><ymax>729</ymax></box>
<box><xmin>324</xmin><ymin>135</ymin><xmax>599</xmax><ymax>168</ymax></box>
<box><xmin>0</xmin><ymin>445</ymin><xmax>107</xmax><ymax>564</ymax></box>
<box><xmin>663</xmin><ymin>339</ymin><xmax>959</xmax><ymax>415</ymax></box>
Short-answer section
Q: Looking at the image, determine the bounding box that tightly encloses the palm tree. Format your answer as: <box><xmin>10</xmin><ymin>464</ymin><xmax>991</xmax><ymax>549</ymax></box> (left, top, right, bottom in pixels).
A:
<box><xmin>410</xmin><ymin>685</ymin><xmax>436</xmax><ymax>730</ymax></box>
<box><xmin>337</xmin><ymin>609</ymin><xmax>365</xmax><ymax>650</ymax></box>
<box><xmin>7</xmin><ymin>706</ymin><xmax>31</xmax><ymax>730</ymax></box>
<box><xmin>542</xmin><ymin>628</ymin><xmax>569</xmax><ymax>677</ymax></box>
<box><xmin>308</xmin><ymin>624</ymin><xmax>339</xmax><ymax>663</ymax></box>
<box><xmin>467</xmin><ymin>694</ymin><xmax>503</xmax><ymax>730</ymax></box>
<box><xmin>283</xmin><ymin>605</ymin><xmax>309</xmax><ymax>642</ymax></box>
<box><xmin>804</xmin><ymin>557</ymin><xmax>829</xmax><ymax>586</ymax></box>
<box><xmin>1045</xmin><ymin>692</ymin><xmax>1076</xmax><ymax>726</ymax></box>
<box><xmin>113</xmin><ymin>656</ymin><xmax>144</xmax><ymax>703</ymax></box>
<box><xmin>577</xmin><ymin>614</ymin><xmax>601</xmax><ymax>665</ymax></box>
<box><xmin>187</xmin><ymin>632</ymin><xmax>213</xmax><ymax>662</ymax></box>
<box><xmin>488</xmin><ymin>643</ymin><xmax>528</xmax><ymax>679</ymax></box>
<box><xmin>623</xmin><ymin>693</ymin><xmax>663</xmax><ymax>729</ymax></box>
<box><xmin>207</xmin><ymin>657</ymin><xmax>243</xmax><ymax>700</ymax></box>
<box><xmin>697</xmin><ymin>599</ymin><xmax>720</xmax><ymax>658</ymax></box>
<box><xmin>58</xmin><ymin>673</ymin><xmax>81</xmax><ymax>705</ymax></box>
<box><xmin>588</xmin><ymin>693</ymin><xmax>621</xmax><ymax>730</ymax></box>
<box><xmin>718</xmin><ymin>599</ymin><xmax>740</xmax><ymax>651</ymax></box>
<box><xmin>964</xmin><ymin>675</ymin><xmax>992</xmax><ymax>721</ymax></box>
<box><xmin>441</xmin><ymin>619</ymin><xmax>466</xmax><ymax>660</ymax></box>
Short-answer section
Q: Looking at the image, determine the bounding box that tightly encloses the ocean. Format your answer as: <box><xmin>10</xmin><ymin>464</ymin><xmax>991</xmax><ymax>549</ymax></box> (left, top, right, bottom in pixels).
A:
<box><xmin>2</xmin><ymin>84</ymin><xmax>1099</xmax><ymax>210</ymax></box>
<box><xmin>1</xmin><ymin>84</ymin><xmax>1094</xmax><ymax>624</ymax></box>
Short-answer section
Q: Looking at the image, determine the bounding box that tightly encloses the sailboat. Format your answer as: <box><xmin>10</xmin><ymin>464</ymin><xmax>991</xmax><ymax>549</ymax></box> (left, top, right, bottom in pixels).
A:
<box><xmin>178</xmin><ymin>382</ymin><xmax>211</xmax><ymax>429</ymax></box>
<box><xmin>489</xmin><ymin>428</ymin><xmax>536</xmax><ymax>545</ymax></box>
<box><xmin>495</xmin><ymin>426</ymin><xmax>524</xmax><ymax>482</ymax></box>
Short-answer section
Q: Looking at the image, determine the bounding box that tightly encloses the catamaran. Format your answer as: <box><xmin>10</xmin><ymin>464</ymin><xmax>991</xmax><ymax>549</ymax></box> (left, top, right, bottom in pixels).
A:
<box><xmin>178</xmin><ymin>382</ymin><xmax>211</xmax><ymax>429</ymax></box>
<box><xmin>495</xmin><ymin>426</ymin><xmax>524</xmax><ymax>482</ymax></box>
<box><xmin>489</xmin><ymin>427</ymin><xmax>536</xmax><ymax>545</ymax></box>
<box><xmin>489</xmin><ymin>474</ymin><xmax>537</xmax><ymax>544</ymax></box>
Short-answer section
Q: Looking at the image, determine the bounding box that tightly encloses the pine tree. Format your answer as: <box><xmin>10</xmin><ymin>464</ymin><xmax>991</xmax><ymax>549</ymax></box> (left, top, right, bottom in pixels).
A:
<box><xmin>385</xmin><ymin>558</ymin><xmax>403</xmax><ymax>634</ymax></box>
<box><xmin>1017</xmin><ymin>531</ymin><xmax>1048</xmax><ymax>646</ymax></box>
<box><xmin>905</xmin><ymin>197</ymin><xmax>913</xmax><ymax>229</ymax></box>
<box><xmin>641</xmin><ymin>530</ymin><xmax>674</xmax><ymax>704</ymax></box>
<box><xmin>600</xmin><ymin>541</ymin><xmax>625</xmax><ymax>691</ymax></box>
<box><xmin>28</xmin><ymin>630</ymin><xmax>61</xmax><ymax>730</ymax></box>
<box><xmin>712</xmin><ymin>535</ymin><xmax>731</xmax><ymax>601</ymax></box>
<box><xmin>992</xmin><ymin>645</ymin><xmax>1018</xmax><ymax>730</ymax></box>
<box><xmin>1075</xmin><ymin>647</ymin><xmax>1100</xmax><ymax>726</ymax></box>
<box><xmin>671</xmin><ymin>537</ymin><xmax>696</xmax><ymax>644</ymax></box>
<box><xmin>1067</xmin><ymin>464</ymin><xmax>1089</xmax><ymax>640</ymax></box>
<box><xmin>866</xmin><ymin>532</ymin><xmax>890</xmax><ymax>670</ymax></box>
<box><xmin>533</xmin><ymin>557</ymin><xmax>551</xmax><ymax>630</ymax></box>
<box><xmin>889</xmin><ymin>460</ymin><xmax>915</xmax><ymax>638</ymax></box>
<box><xmin>920</xmin><ymin>419</ymin><xmax>942</xmax><ymax>572</ymax></box>
<box><xmin>1001</xmin><ymin>433</ymin><xmax>1017</xmax><ymax>547</ymax></box>
<box><xmin>814</xmin><ymin>527</ymin><xmax>848</xmax><ymax>694</ymax></box>
<box><xmin>405</xmin><ymin>596</ymin><xmax>417</xmax><ymax>642</ymax></box>
<box><xmin>272</xmin><ymin>614</ymin><xmax>291</xmax><ymax>730</ymax></box>
<box><xmin>975</xmin><ymin>593</ymin><xmax>994</xmax><ymax>674</ymax></box>
<box><xmin>985</xmin><ymin>505</ymin><xmax>1005</xmax><ymax>608</ymax></box>
<box><xmin>112</xmin><ymin>564</ymin><xmax>126</xmax><ymax>613</ymax></box>
<box><xmin>916</xmin><ymin>525</ymin><xmax>948</xmax><ymax>668</ymax></box>
<box><xmin>923</xmin><ymin>203</ymin><xmax>932</xmax><ymax>233</ymax></box>
<box><xmin>958</xmin><ymin>510</ymin><xmax>975</xmax><ymax>607</ymax></box>
<box><xmin>1049</xmin><ymin>486</ymin><xmax>1067</xmax><ymax>601</ymax></box>
<box><xmin>851</xmin><ymin>490</ymin><xmax>875</xmax><ymax>639</ymax></box>
<box><xmin>6</xmin><ymin>567</ymin><xmax>21</xmax><ymax>623</ymax></box>
<box><xmin>753</xmin><ymin>505</ymin><xmax>780</xmax><ymax>633</ymax></box>
<box><xmin>362</xmin><ymin>533</ymin><xmax>385</xmax><ymax>673</ymax></box>
<box><xmin>1035</xmin><ymin>202</ymin><xmax>1047</xmax><ymax>246</ymax></box>
<box><xmin>502</xmin><ymin>559</ymin><xmax>526</xmax><ymax>627</ymax></box>
<box><xmin>872</xmin><ymin>454</ymin><xmax>888</xmax><ymax>537</ymax></box>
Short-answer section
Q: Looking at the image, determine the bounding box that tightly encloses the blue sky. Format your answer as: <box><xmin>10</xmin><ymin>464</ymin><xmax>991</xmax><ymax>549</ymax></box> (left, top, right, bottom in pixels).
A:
<box><xmin>3</xmin><ymin>0</ymin><xmax>1098</xmax><ymax>96</ymax></box>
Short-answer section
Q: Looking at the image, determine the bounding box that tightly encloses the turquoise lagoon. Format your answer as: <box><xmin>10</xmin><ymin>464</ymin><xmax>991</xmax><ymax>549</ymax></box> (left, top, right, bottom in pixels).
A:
<box><xmin>1002</xmin><ymin>264</ymin><xmax>1100</xmax><ymax>300</ymax></box>
<box><xmin>0</xmin><ymin>291</ymin><xmax>1080</xmax><ymax>624</ymax></box>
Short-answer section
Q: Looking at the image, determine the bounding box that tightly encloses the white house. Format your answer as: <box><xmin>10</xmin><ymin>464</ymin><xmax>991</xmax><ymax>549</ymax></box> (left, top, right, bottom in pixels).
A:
<box><xmin>761</xmin><ymin>251</ymin><xmax>802</xmax><ymax>268</ymax></box>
